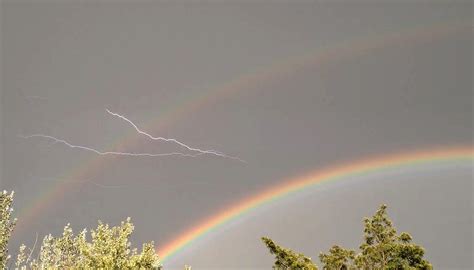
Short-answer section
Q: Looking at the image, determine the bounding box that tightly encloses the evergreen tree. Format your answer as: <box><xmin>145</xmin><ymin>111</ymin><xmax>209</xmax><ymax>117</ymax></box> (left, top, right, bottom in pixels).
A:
<box><xmin>264</xmin><ymin>205</ymin><xmax>432</xmax><ymax>270</ymax></box>
<box><xmin>261</xmin><ymin>237</ymin><xmax>318</xmax><ymax>270</ymax></box>
<box><xmin>355</xmin><ymin>205</ymin><xmax>432</xmax><ymax>270</ymax></box>
<box><xmin>319</xmin><ymin>245</ymin><xmax>356</xmax><ymax>270</ymax></box>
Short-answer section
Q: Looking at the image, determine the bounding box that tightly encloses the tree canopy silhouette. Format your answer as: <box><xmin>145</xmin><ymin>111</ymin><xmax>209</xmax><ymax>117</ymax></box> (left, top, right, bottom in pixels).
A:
<box><xmin>262</xmin><ymin>205</ymin><xmax>432</xmax><ymax>270</ymax></box>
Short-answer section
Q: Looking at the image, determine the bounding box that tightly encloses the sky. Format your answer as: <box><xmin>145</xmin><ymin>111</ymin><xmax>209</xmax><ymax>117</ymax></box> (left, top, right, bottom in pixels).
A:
<box><xmin>1</xmin><ymin>1</ymin><xmax>473</xmax><ymax>269</ymax></box>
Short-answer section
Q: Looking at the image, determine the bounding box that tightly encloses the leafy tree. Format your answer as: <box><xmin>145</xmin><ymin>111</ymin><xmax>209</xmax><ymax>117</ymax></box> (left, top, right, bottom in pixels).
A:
<box><xmin>263</xmin><ymin>205</ymin><xmax>432</xmax><ymax>270</ymax></box>
<box><xmin>0</xmin><ymin>191</ymin><xmax>16</xmax><ymax>269</ymax></box>
<box><xmin>0</xmin><ymin>190</ymin><xmax>197</xmax><ymax>270</ymax></box>
<box><xmin>0</xmin><ymin>190</ymin><xmax>165</xmax><ymax>269</ymax></box>
<box><xmin>261</xmin><ymin>237</ymin><xmax>318</xmax><ymax>270</ymax></box>
<box><xmin>15</xmin><ymin>218</ymin><xmax>162</xmax><ymax>269</ymax></box>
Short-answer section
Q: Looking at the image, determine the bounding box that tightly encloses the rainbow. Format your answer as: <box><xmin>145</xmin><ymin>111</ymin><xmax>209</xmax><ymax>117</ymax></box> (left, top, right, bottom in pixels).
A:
<box><xmin>13</xmin><ymin>20</ymin><xmax>471</xmax><ymax>236</ymax></box>
<box><xmin>158</xmin><ymin>146</ymin><xmax>473</xmax><ymax>263</ymax></box>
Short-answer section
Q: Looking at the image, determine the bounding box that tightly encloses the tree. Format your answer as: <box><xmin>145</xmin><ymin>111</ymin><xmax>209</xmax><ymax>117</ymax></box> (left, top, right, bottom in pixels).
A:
<box><xmin>15</xmin><ymin>218</ymin><xmax>162</xmax><ymax>269</ymax></box>
<box><xmin>0</xmin><ymin>190</ymin><xmax>198</xmax><ymax>270</ymax></box>
<box><xmin>0</xmin><ymin>190</ymin><xmax>164</xmax><ymax>269</ymax></box>
<box><xmin>263</xmin><ymin>205</ymin><xmax>432</xmax><ymax>270</ymax></box>
<box><xmin>355</xmin><ymin>205</ymin><xmax>432</xmax><ymax>270</ymax></box>
<box><xmin>0</xmin><ymin>191</ymin><xmax>16</xmax><ymax>269</ymax></box>
<box><xmin>261</xmin><ymin>237</ymin><xmax>318</xmax><ymax>270</ymax></box>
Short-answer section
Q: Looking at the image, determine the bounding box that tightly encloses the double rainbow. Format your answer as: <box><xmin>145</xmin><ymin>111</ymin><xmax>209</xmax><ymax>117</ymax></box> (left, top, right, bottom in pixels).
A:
<box><xmin>12</xmin><ymin>19</ymin><xmax>472</xmax><ymax>265</ymax></box>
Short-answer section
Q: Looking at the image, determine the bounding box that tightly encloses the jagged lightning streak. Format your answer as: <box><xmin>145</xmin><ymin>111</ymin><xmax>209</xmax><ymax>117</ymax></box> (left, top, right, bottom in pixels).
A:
<box><xmin>19</xmin><ymin>111</ymin><xmax>243</xmax><ymax>161</ymax></box>
<box><xmin>105</xmin><ymin>109</ymin><xmax>245</xmax><ymax>162</ymax></box>
<box><xmin>18</xmin><ymin>134</ymin><xmax>205</xmax><ymax>158</ymax></box>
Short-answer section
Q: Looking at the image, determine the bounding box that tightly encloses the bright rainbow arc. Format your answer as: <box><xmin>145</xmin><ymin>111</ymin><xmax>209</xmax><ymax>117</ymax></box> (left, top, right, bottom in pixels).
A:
<box><xmin>158</xmin><ymin>146</ymin><xmax>473</xmax><ymax>263</ymax></box>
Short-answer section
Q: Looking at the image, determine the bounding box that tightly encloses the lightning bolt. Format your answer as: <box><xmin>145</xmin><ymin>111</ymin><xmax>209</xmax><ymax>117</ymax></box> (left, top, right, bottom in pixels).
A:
<box><xmin>19</xmin><ymin>134</ymin><xmax>205</xmax><ymax>158</ymax></box>
<box><xmin>105</xmin><ymin>109</ymin><xmax>245</xmax><ymax>162</ymax></box>
<box><xmin>19</xmin><ymin>110</ymin><xmax>244</xmax><ymax>162</ymax></box>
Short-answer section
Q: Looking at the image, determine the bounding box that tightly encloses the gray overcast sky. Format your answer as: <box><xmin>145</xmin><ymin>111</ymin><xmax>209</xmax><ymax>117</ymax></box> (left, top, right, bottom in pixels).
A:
<box><xmin>1</xmin><ymin>2</ymin><xmax>472</xmax><ymax>269</ymax></box>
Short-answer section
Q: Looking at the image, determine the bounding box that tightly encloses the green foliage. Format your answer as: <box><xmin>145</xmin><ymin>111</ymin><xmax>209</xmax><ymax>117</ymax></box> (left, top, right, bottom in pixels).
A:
<box><xmin>264</xmin><ymin>205</ymin><xmax>432</xmax><ymax>270</ymax></box>
<box><xmin>354</xmin><ymin>205</ymin><xmax>432</xmax><ymax>270</ymax></box>
<box><xmin>319</xmin><ymin>245</ymin><xmax>356</xmax><ymax>270</ymax></box>
<box><xmin>0</xmin><ymin>190</ymin><xmax>196</xmax><ymax>270</ymax></box>
<box><xmin>261</xmin><ymin>237</ymin><xmax>318</xmax><ymax>270</ymax></box>
<box><xmin>1</xmin><ymin>191</ymin><xmax>16</xmax><ymax>269</ymax></box>
<box><xmin>15</xmin><ymin>218</ymin><xmax>162</xmax><ymax>269</ymax></box>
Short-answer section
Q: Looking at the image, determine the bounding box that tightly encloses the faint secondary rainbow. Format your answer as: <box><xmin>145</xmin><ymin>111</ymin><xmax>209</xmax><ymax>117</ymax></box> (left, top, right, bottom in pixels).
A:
<box><xmin>158</xmin><ymin>146</ymin><xmax>473</xmax><ymax>263</ymax></box>
<box><xmin>13</xmin><ymin>20</ymin><xmax>471</xmax><ymax>236</ymax></box>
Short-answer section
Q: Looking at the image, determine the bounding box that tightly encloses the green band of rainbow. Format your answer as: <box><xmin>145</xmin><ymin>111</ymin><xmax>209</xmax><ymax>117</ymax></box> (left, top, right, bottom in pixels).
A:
<box><xmin>158</xmin><ymin>146</ymin><xmax>473</xmax><ymax>263</ymax></box>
